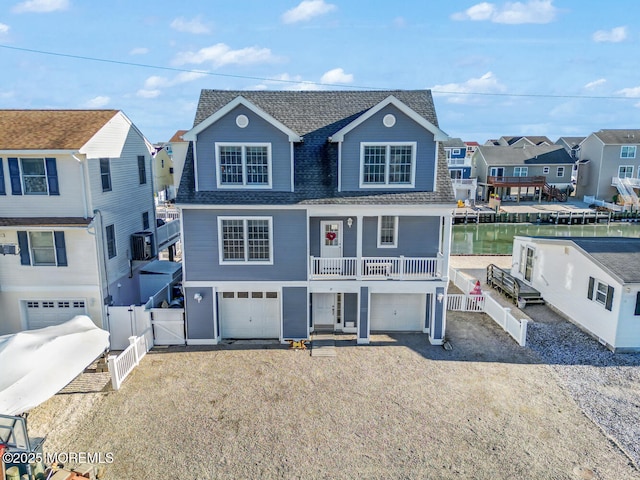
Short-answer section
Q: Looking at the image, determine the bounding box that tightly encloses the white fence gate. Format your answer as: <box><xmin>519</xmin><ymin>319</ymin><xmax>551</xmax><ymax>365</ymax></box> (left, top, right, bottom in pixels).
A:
<box><xmin>107</xmin><ymin>305</ymin><xmax>151</xmax><ymax>350</ymax></box>
<box><xmin>151</xmin><ymin>308</ymin><xmax>186</xmax><ymax>345</ymax></box>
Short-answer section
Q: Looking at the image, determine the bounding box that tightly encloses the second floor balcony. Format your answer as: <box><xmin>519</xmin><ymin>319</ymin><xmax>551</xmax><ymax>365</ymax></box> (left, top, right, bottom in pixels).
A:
<box><xmin>309</xmin><ymin>255</ymin><xmax>443</xmax><ymax>281</ymax></box>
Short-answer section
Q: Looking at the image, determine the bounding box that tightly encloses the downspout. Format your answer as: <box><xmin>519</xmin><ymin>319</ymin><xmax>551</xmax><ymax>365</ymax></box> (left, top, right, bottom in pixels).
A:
<box><xmin>71</xmin><ymin>152</ymin><xmax>89</xmax><ymax>219</ymax></box>
<box><xmin>92</xmin><ymin>209</ymin><xmax>112</xmax><ymax>331</ymax></box>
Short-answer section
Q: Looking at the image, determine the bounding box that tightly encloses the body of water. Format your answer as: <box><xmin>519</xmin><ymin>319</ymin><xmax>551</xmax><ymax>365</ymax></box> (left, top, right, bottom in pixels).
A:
<box><xmin>452</xmin><ymin>223</ymin><xmax>640</xmax><ymax>255</ymax></box>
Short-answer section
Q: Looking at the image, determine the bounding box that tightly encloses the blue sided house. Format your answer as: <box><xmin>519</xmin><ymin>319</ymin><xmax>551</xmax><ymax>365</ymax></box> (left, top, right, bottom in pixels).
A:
<box><xmin>177</xmin><ymin>90</ymin><xmax>455</xmax><ymax>346</ymax></box>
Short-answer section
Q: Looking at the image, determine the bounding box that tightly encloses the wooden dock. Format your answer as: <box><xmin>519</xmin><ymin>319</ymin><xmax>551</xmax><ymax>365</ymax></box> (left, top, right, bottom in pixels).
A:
<box><xmin>452</xmin><ymin>205</ymin><xmax>621</xmax><ymax>225</ymax></box>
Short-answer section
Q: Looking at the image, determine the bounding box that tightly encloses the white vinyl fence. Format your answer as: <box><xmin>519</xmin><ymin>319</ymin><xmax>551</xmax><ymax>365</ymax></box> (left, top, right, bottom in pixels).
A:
<box><xmin>108</xmin><ymin>329</ymin><xmax>153</xmax><ymax>390</ymax></box>
<box><xmin>448</xmin><ymin>266</ymin><xmax>528</xmax><ymax>346</ymax></box>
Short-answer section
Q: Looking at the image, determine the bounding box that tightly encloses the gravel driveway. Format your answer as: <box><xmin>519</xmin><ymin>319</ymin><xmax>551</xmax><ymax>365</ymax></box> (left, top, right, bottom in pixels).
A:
<box><xmin>27</xmin><ymin>310</ymin><xmax>639</xmax><ymax>480</ymax></box>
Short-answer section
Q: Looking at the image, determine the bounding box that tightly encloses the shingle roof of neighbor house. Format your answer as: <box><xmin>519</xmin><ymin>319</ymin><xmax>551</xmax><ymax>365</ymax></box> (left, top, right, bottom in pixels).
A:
<box><xmin>556</xmin><ymin>136</ymin><xmax>585</xmax><ymax>147</ymax></box>
<box><xmin>0</xmin><ymin>217</ymin><xmax>92</xmax><ymax>227</ymax></box>
<box><xmin>477</xmin><ymin>145</ymin><xmax>574</xmax><ymax>166</ymax></box>
<box><xmin>592</xmin><ymin>129</ymin><xmax>640</xmax><ymax>145</ymax></box>
<box><xmin>169</xmin><ymin>130</ymin><xmax>188</xmax><ymax>143</ymax></box>
<box><xmin>0</xmin><ymin>110</ymin><xmax>119</xmax><ymax>150</ymax></box>
<box><xmin>530</xmin><ymin>237</ymin><xmax>640</xmax><ymax>284</ymax></box>
<box><xmin>502</xmin><ymin>136</ymin><xmax>552</xmax><ymax>146</ymax></box>
<box><xmin>443</xmin><ymin>137</ymin><xmax>466</xmax><ymax>148</ymax></box>
<box><xmin>178</xmin><ymin>90</ymin><xmax>454</xmax><ymax>206</ymax></box>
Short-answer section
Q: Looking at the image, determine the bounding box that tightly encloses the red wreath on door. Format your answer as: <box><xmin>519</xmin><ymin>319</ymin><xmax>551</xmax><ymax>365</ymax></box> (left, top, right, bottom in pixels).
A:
<box><xmin>326</xmin><ymin>231</ymin><xmax>337</xmax><ymax>241</ymax></box>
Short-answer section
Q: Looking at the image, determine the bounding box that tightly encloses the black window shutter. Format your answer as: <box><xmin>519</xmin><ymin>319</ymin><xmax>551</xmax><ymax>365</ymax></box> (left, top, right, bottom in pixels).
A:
<box><xmin>54</xmin><ymin>231</ymin><xmax>67</xmax><ymax>266</ymax></box>
<box><xmin>45</xmin><ymin>158</ymin><xmax>60</xmax><ymax>195</ymax></box>
<box><xmin>17</xmin><ymin>231</ymin><xmax>30</xmax><ymax>265</ymax></box>
<box><xmin>138</xmin><ymin>155</ymin><xmax>146</xmax><ymax>184</ymax></box>
<box><xmin>605</xmin><ymin>286</ymin><xmax>614</xmax><ymax>311</ymax></box>
<box><xmin>587</xmin><ymin>277</ymin><xmax>595</xmax><ymax>300</ymax></box>
<box><xmin>635</xmin><ymin>292</ymin><xmax>640</xmax><ymax>316</ymax></box>
<box><xmin>8</xmin><ymin>158</ymin><xmax>22</xmax><ymax>195</ymax></box>
<box><xmin>0</xmin><ymin>159</ymin><xmax>5</xmax><ymax>195</ymax></box>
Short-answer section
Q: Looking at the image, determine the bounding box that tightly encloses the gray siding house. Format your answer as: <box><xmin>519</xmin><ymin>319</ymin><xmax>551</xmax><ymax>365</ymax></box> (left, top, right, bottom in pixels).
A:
<box><xmin>575</xmin><ymin>130</ymin><xmax>640</xmax><ymax>209</ymax></box>
<box><xmin>177</xmin><ymin>90</ymin><xmax>455</xmax><ymax>346</ymax></box>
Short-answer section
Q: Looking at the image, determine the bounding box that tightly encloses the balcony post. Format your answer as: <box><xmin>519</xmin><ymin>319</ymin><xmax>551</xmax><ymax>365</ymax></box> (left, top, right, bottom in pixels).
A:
<box><xmin>399</xmin><ymin>255</ymin><xmax>405</xmax><ymax>280</ymax></box>
<box><xmin>310</xmin><ymin>256</ymin><xmax>315</xmax><ymax>279</ymax></box>
<box><xmin>356</xmin><ymin>215</ymin><xmax>363</xmax><ymax>280</ymax></box>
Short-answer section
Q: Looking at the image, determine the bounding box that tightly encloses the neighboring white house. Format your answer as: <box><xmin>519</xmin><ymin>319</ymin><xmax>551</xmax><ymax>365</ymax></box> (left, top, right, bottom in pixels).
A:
<box><xmin>511</xmin><ymin>236</ymin><xmax>640</xmax><ymax>352</ymax></box>
<box><xmin>0</xmin><ymin>110</ymin><xmax>168</xmax><ymax>335</ymax></box>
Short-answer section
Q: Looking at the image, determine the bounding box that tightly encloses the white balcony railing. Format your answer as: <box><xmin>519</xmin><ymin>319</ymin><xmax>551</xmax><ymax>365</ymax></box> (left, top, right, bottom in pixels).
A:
<box><xmin>156</xmin><ymin>219</ymin><xmax>181</xmax><ymax>249</ymax></box>
<box><xmin>309</xmin><ymin>256</ymin><xmax>442</xmax><ymax>280</ymax></box>
<box><xmin>451</xmin><ymin>178</ymin><xmax>477</xmax><ymax>187</ymax></box>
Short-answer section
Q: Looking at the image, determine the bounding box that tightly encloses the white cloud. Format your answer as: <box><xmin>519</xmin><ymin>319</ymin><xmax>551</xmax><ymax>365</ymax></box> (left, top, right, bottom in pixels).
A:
<box><xmin>451</xmin><ymin>0</ymin><xmax>558</xmax><ymax>24</ymax></box>
<box><xmin>170</xmin><ymin>16</ymin><xmax>211</xmax><ymax>35</ymax></box>
<box><xmin>432</xmin><ymin>72</ymin><xmax>506</xmax><ymax>104</ymax></box>
<box><xmin>129</xmin><ymin>47</ymin><xmax>149</xmax><ymax>55</ymax></box>
<box><xmin>251</xmin><ymin>73</ymin><xmax>324</xmax><ymax>91</ymax></box>
<box><xmin>592</xmin><ymin>26</ymin><xmax>627</xmax><ymax>43</ymax></box>
<box><xmin>12</xmin><ymin>0</ymin><xmax>69</xmax><ymax>13</ymax></box>
<box><xmin>584</xmin><ymin>78</ymin><xmax>606</xmax><ymax>90</ymax></box>
<box><xmin>173</xmin><ymin>43</ymin><xmax>280</xmax><ymax>67</ymax></box>
<box><xmin>282</xmin><ymin>0</ymin><xmax>336</xmax><ymax>24</ymax></box>
<box><xmin>83</xmin><ymin>96</ymin><xmax>110</xmax><ymax>108</ymax></box>
<box><xmin>136</xmin><ymin>89</ymin><xmax>161</xmax><ymax>99</ymax></box>
<box><xmin>617</xmin><ymin>86</ymin><xmax>640</xmax><ymax>98</ymax></box>
<box><xmin>0</xmin><ymin>23</ymin><xmax>9</xmax><ymax>34</ymax></box>
<box><xmin>137</xmin><ymin>71</ymin><xmax>208</xmax><ymax>99</ymax></box>
<box><xmin>320</xmin><ymin>68</ymin><xmax>353</xmax><ymax>85</ymax></box>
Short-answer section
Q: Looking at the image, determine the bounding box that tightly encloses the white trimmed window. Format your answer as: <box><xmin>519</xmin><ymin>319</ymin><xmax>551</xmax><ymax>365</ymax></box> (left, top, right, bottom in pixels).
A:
<box><xmin>29</xmin><ymin>231</ymin><xmax>56</xmax><ymax>266</ymax></box>
<box><xmin>216</xmin><ymin>143</ymin><xmax>271</xmax><ymax>188</ymax></box>
<box><xmin>557</xmin><ymin>166</ymin><xmax>565</xmax><ymax>177</ymax></box>
<box><xmin>587</xmin><ymin>276</ymin><xmax>614</xmax><ymax>311</ymax></box>
<box><xmin>360</xmin><ymin>142</ymin><xmax>416</xmax><ymax>187</ymax></box>
<box><xmin>218</xmin><ymin>217</ymin><xmax>273</xmax><ymax>264</ymax></box>
<box><xmin>377</xmin><ymin>216</ymin><xmax>398</xmax><ymax>248</ymax></box>
<box><xmin>621</xmin><ymin>146</ymin><xmax>636</xmax><ymax>159</ymax></box>
<box><xmin>618</xmin><ymin>165</ymin><xmax>634</xmax><ymax>178</ymax></box>
<box><xmin>21</xmin><ymin>158</ymin><xmax>48</xmax><ymax>194</ymax></box>
<box><xmin>513</xmin><ymin>167</ymin><xmax>528</xmax><ymax>177</ymax></box>
<box><xmin>542</xmin><ymin>166</ymin><xmax>550</xmax><ymax>174</ymax></box>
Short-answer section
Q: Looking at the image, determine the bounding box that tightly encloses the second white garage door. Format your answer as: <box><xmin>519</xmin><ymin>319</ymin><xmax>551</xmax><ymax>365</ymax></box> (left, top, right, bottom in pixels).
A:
<box><xmin>370</xmin><ymin>294</ymin><xmax>425</xmax><ymax>331</ymax></box>
<box><xmin>218</xmin><ymin>291</ymin><xmax>280</xmax><ymax>339</ymax></box>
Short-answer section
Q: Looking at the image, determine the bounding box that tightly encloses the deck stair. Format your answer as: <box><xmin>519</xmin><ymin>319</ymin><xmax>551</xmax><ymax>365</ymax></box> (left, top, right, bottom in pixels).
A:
<box><xmin>486</xmin><ymin>264</ymin><xmax>544</xmax><ymax>306</ymax></box>
<box><xmin>542</xmin><ymin>183</ymin><xmax>568</xmax><ymax>202</ymax></box>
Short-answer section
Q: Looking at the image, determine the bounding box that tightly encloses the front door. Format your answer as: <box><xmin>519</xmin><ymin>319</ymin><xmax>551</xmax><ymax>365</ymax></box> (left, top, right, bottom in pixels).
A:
<box><xmin>313</xmin><ymin>293</ymin><xmax>336</xmax><ymax>330</ymax></box>
<box><xmin>320</xmin><ymin>221</ymin><xmax>342</xmax><ymax>258</ymax></box>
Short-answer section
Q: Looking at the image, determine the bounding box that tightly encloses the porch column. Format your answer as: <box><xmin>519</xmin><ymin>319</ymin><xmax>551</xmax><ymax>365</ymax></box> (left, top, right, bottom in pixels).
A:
<box><xmin>357</xmin><ymin>286</ymin><xmax>370</xmax><ymax>344</ymax></box>
<box><xmin>441</xmin><ymin>214</ymin><xmax>452</xmax><ymax>280</ymax></box>
<box><xmin>429</xmin><ymin>286</ymin><xmax>445</xmax><ymax>345</ymax></box>
<box><xmin>356</xmin><ymin>215</ymin><xmax>363</xmax><ymax>279</ymax></box>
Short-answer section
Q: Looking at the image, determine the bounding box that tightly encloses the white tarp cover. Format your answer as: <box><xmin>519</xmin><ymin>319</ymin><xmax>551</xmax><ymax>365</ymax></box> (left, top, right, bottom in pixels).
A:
<box><xmin>0</xmin><ymin>316</ymin><xmax>109</xmax><ymax>415</ymax></box>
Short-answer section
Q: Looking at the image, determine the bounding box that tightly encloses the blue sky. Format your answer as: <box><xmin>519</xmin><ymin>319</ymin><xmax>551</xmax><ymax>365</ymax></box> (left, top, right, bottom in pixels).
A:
<box><xmin>1</xmin><ymin>0</ymin><xmax>639</xmax><ymax>143</ymax></box>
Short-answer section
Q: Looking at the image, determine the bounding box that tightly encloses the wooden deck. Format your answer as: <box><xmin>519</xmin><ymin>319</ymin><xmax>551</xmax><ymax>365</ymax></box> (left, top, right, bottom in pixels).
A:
<box><xmin>486</xmin><ymin>264</ymin><xmax>544</xmax><ymax>306</ymax></box>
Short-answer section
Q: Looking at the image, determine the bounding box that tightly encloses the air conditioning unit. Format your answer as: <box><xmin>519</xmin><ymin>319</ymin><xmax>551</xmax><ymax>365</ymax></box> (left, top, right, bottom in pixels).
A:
<box><xmin>131</xmin><ymin>232</ymin><xmax>154</xmax><ymax>261</ymax></box>
<box><xmin>0</xmin><ymin>244</ymin><xmax>17</xmax><ymax>255</ymax></box>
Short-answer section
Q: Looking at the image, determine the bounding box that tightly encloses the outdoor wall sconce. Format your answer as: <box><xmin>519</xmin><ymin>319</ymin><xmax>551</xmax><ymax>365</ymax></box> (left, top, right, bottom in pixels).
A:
<box><xmin>194</xmin><ymin>292</ymin><xmax>203</xmax><ymax>303</ymax></box>
<box><xmin>437</xmin><ymin>293</ymin><xmax>445</xmax><ymax>303</ymax></box>
<box><xmin>347</xmin><ymin>217</ymin><xmax>353</xmax><ymax>228</ymax></box>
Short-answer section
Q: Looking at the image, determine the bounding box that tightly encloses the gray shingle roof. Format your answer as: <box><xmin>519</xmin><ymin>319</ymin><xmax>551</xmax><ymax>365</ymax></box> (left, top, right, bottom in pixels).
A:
<box><xmin>592</xmin><ymin>129</ymin><xmax>640</xmax><ymax>145</ymax></box>
<box><xmin>556</xmin><ymin>136</ymin><xmax>585</xmax><ymax>148</ymax></box>
<box><xmin>502</xmin><ymin>136</ymin><xmax>552</xmax><ymax>146</ymax></box>
<box><xmin>477</xmin><ymin>145</ymin><xmax>574</xmax><ymax>166</ymax></box>
<box><xmin>443</xmin><ymin>137</ymin><xmax>466</xmax><ymax>148</ymax></box>
<box><xmin>178</xmin><ymin>90</ymin><xmax>454</xmax><ymax>206</ymax></box>
<box><xmin>571</xmin><ymin>237</ymin><xmax>640</xmax><ymax>284</ymax></box>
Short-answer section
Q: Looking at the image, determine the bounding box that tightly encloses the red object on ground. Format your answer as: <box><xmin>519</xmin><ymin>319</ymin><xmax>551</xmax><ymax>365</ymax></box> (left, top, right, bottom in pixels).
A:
<box><xmin>470</xmin><ymin>280</ymin><xmax>482</xmax><ymax>295</ymax></box>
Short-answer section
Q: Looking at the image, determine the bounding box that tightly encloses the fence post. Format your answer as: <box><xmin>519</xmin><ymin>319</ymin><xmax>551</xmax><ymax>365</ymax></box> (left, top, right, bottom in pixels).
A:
<box><xmin>503</xmin><ymin>307</ymin><xmax>511</xmax><ymax>329</ymax></box>
<box><xmin>129</xmin><ymin>336</ymin><xmax>140</xmax><ymax>365</ymax></box>
<box><xmin>107</xmin><ymin>354</ymin><xmax>121</xmax><ymax>390</ymax></box>
<box><xmin>519</xmin><ymin>318</ymin><xmax>528</xmax><ymax>346</ymax></box>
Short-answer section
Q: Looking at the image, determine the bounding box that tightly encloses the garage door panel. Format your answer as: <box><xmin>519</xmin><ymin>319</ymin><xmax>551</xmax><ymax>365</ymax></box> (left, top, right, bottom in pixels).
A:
<box><xmin>219</xmin><ymin>292</ymin><xmax>280</xmax><ymax>339</ymax></box>
<box><xmin>370</xmin><ymin>294</ymin><xmax>424</xmax><ymax>331</ymax></box>
<box><xmin>25</xmin><ymin>300</ymin><xmax>87</xmax><ymax>330</ymax></box>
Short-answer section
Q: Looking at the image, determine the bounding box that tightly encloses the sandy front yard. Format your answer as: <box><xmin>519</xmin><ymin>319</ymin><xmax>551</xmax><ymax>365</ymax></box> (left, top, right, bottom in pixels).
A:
<box><xmin>27</xmin><ymin>310</ymin><xmax>639</xmax><ymax>480</ymax></box>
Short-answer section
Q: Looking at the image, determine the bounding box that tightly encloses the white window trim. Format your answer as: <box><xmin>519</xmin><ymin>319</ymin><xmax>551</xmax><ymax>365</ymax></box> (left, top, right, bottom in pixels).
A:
<box><xmin>513</xmin><ymin>166</ymin><xmax>528</xmax><ymax>177</ymax></box>
<box><xmin>618</xmin><ymin>165</ymin><xmax>634</xmax><ymax>178</ymax></box>
<box><xmin>452</xmin><ymin>148</ymin><xmax>461</xmax><ymax>156</ymax></box>
<box><xmin>542</xmin><ymin>166</ymin><xmax>550</xmax><ymax>174</ymax></box>
<box><xmin>594</xmin><ymin>280</ymin><xmax>608</xmax><ymax>306</ymax></box>
<box><xmin>359</xmin><ymin>142</ymin><xmax>416</xmax><ymax>189</ymax></box>
<box><xmin>106</xmin><ymin>224</ymin><xmax>117</xmax><ymax>259</ymax></box>
<box><xmin>489</xmin><ymin>167</ymin><xmax>504</xmax><ymax>177</ymax></box>
<box><xmin>620</xmin><ymin>146</ymin><xmax>637</xmax><ymax>159</ymax></box>
<box><xmin>28</xmin><ymin>230</ymin><xmax>57</xmax><ymax>266</ymax></box>
<box><xmin>217</xmin><ymin>216</ymin><xmax>274</xmax><ymax>265</ymax></box>
<box><xmin>377</xmin><ymin>216</ymin><xmax>398</xmax><ymax>248</ymax></box>
<box><xmin>20</xmin><ymin>158</ymin><xmax>49</xmax><ymax>196</ymax></box>
<box><xmin>215</xmin><ymin>142</ymin><xmax>273</xmax><ymax>189</ymax></box>
<box><xmin>557</xmin><ymin>166</ymin><xmax>565</xmax><ymax>177</ymax></box>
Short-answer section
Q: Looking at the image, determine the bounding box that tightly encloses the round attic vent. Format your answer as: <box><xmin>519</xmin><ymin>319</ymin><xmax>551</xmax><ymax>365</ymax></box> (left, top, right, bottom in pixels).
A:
<box><xmin>236</xmin><ymin>114</ymin><xmax>249</xmax><ymax>128</ymax></box>
<box><xmin>383</xmin><ymin>114</ymin><xmax>396</xmax><ymax>128</ymax></box>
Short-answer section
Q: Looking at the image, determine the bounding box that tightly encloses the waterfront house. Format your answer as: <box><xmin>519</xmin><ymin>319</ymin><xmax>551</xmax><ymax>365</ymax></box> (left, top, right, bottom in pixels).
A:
<box><xmin>511</xmin><ymin>236</ymin><xmax>640</xmax><ymax>352</ymax></box>
<box><xmin>444</xmin><ymin>138</ymin><xmax>476</xmax><ymax>201</ymax></box>
<box><xmin>0</xmin><ymin>110</ymin><xmax>178</xmax><ymax>335</ymax></box>
<box><xmin>177</xmin><ymin>90</ymin><xmax>455</xmax><ymax>345</ymax></box>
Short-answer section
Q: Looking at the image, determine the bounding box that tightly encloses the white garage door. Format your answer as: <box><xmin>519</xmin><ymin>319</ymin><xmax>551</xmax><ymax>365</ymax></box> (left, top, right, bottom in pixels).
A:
<box><xmin>218</xmin><ymin>291</ymin><xmax>280</xmax><ymax>339</ymax></box>
<box><xmin>370</xmin><ymin>294</ymin><xmax>425</xmax><ymax>331</ymax></box>
<box><xmin>25</xmin><ymin>300</ymin><xmax>87</xmax><ymax>330</ymax></box>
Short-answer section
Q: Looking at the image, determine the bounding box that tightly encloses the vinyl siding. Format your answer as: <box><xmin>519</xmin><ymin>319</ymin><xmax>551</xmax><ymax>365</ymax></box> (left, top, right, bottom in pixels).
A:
<box><xmin>185</xmin><ymin>286</ymin><xmax>215</xmax><ymax>340</ymax></box>
<box><xmin>194</xmin><ymin>104</ymin><xmax>292</xmax><ymax>192</ymax></box>
<box><xmin>282</xmin><ymin>287</ymin><xmax>308</xmax><ymax>339</ymax></box>
<box><xmin>309</xmin><ymin>217</ymin><xmax>357</xmax><ymax>257</ymax></box>
<box><xmin>182</xmin><ymin>208</ymin><xmax>307</xmax><ymax>282</ymax></box>
<box><xmin>362</xmin><ymin>216</ymin><xmax>440</xmax><ymax>257</ymax></box>
<box><xmin>340</xmin><ymin>104</ymin><xmax>436</xmax><ymax>192</ymax></box>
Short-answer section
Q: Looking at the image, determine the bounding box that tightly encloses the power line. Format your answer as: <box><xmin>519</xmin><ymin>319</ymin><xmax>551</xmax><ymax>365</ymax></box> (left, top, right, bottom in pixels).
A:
<box><xmin>1</xmin><ymin>43</ymin><xmax>638</xmax><ymax>100</ymax></box>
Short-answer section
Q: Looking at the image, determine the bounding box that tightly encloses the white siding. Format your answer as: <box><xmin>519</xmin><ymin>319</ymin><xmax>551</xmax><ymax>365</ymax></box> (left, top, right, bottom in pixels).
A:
<box><xmin>0</xmin><ymin>154</ymin><xmax>86</xmax><ymax>217</ymax></box>
<box><xmin>511</xmin><ymin>238</ymin><xmax>623</xmax><ymax>347</ymax></box>
<box><xmin>88</xmin><ymin>124</ymin><xmax>155</xmax><ymax>287</ymax></box>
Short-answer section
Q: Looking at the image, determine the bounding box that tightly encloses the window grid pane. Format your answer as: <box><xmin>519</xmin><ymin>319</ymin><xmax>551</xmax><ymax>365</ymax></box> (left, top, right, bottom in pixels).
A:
<box><xmin>621</xmin><ymin>146</ymin><xmax>636</xmax><ymax>159</ymax></box>
<box><xmin>29</xmin><ymin>231</ymin><xmax>56</xmax><ymax>265</ymax></box>
<box><xmin>380</xmin><ymin>216</ymin><xmax>396</xmax><ymax>245</ymax></box>
<box><xmin>219</xmin><ymin>147</ymin><xmax>243</xmax><ymax>184</ymax></box>
<box><xmin>596</xmin><ymin>282</ymin><xmax>607</xmax><ymax>304</ymax></box>
<box><xmin>222</xmin><ymin>220</ymin><xmax>245</xmax><ymax>261</ymax></box>
<box><xmin>388</xmin><ymin>146</ymin><xmax>412</xmax><ymax>184</ymax></box>
<box><xmin>22</xmin><ymin>159</ymin><xmax>48</xmax><ymax>195</ymax></box>
<box><xmin>100</xmin><ymin>159</ymin><xmax>111</xmax><ymax>192</ymax></box>
<box><xmin>245</xmin><ymin>147</ymin><xmax>269</xmax><ymax>184</ymax></box>
<box><xmin>247</xmin><ymin>220</ymin><xmax>270</xmax><ymax>261</ymax></box>
<box><xmin>363</xmin><ymin>146</ymin><xmax>386</xmax><ymax>184</ymax></box>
